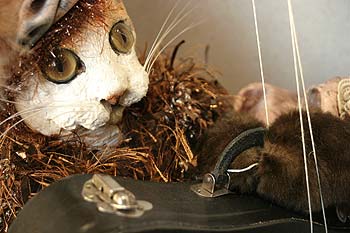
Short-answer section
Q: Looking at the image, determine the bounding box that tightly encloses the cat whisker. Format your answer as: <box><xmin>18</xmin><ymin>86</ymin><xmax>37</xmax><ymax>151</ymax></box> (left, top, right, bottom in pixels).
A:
<box><xmin>0</xmin><ymin>84</ymin><xmax>22</xmax><ymax>93</ymax></box>
<box><xmin>145</xmin><ymin>1</ymin><xmax>196</xmax><ymax>73</ymax></box>
<box><xmin>0</xmin><ymin>109</ymin><xmax>43</xmax><ymax>139</ymax></box>
<box><xmin>0</xmin><ymin>96</ymin><xmax>106</xmax><ymax>106</ymax></box>
<box><xmin>146</xmin><ymin>8</ymin><xmax>196</xmax><ymax>73</ymax></box>
<box><xmin>147</xmin><ymin>20</ymin><xmax>204</xmax><ymax>75</ymax></box>
<box><xmin>0</xmin><ymin>102</ymin><xmax>77</xmax><ymax>127</ymax></box>
<box><xmin>0</xmin><ymin>101</ymin><xmax>108</xmax><ymax>139</ymax></box>
<box><xmin>0</xmin><ymin>97</ymin><xmax>44</xmax><ymax>105</ymax></box>
<box><xmin>145</xmin><ymin>0</ymin><xmax>192</xmax><ymax>70</ymax></box>
<box><xmin>0</xmin><ymin>107</ymin><xmax>46</xmax><ymax>128</ymax></box>
<box><xmin>0</xmin><ymin>100</ymin><xmax>102</xmax><ymax>126</ymax></box>
<box><xmin>144</xmin><ymin>0</ymin><xmax>181</xmax><ymax>68</ymax></box>
<box><xmin>0</xmin><ymin>98</ymin><xmax>24</xmax><ymax>105</ymax></box>
<box><xmin>0</xmin><ymin>97</ymin><xmax>75</xmax><ymax>106</ymax></box>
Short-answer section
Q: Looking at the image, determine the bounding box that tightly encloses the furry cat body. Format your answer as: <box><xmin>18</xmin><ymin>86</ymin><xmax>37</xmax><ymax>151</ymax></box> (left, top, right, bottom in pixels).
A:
<box><xmin>196</xmin><ymin>108</ymin><xmax>350</xmax><ymax>218</ymax></box>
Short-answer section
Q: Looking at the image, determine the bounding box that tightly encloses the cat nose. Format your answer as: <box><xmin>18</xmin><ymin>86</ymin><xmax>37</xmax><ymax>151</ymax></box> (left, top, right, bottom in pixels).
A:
<box><xmin>106</xmin><ymin>91</ymin><xmax>125</xmax><ymax>105</ymax></box>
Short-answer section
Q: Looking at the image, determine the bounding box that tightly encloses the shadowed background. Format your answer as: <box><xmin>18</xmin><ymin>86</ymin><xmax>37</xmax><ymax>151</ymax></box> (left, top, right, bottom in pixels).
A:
<box><xmin>124</xmin><ymin>0</ymin><xmax>350</xmax><ymax>93</ymax></box>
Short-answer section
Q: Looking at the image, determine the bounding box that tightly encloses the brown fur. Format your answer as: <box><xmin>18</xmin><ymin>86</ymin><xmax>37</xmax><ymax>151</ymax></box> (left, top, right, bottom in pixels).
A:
<box><xmin>195</xmin><ymin>109</ymin><xmax>350</xmax><ymax>214</ymax></box>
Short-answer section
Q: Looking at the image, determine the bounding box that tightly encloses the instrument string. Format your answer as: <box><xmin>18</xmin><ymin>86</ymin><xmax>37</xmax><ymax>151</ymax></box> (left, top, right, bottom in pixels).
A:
<box><xmin>251</xmin><ymin>0</ymin><xmax>270</xmax><ymax>127</ymax></box>
<box><xmin>287</xmin><ymin>1</ymin><xmax>328</xmax><ymax>232</ymax></box>
<box><xmin>250</xmin><ymin>2</ymin><xmax>328</xmax><ymax>232</ymax></box>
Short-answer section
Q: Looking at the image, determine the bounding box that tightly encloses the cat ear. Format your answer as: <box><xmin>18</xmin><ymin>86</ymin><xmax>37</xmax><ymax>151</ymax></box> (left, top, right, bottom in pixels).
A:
<box><xmin>16</xmin><ymin>0</ymin><xmax>78</xmax><ymax>49</ymax></box>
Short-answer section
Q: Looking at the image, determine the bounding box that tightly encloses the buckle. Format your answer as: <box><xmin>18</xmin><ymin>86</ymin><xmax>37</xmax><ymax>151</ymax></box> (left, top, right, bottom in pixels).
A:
<box><xmin>82</xmin><ymin>174</ymin><xmax>152</xmax><ymax>217</ymax></box>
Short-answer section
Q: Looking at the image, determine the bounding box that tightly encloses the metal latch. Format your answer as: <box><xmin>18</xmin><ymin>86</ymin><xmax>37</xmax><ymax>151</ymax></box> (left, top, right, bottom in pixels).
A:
<box><xmin>191</xmin><ymin>127</ymin><xmax>266</xmax><ymax>198</ymax></box>
<box><xmin>82</xmin><ymin>174</ymin><xmax>152</xmax><ymax>218</ymax></box>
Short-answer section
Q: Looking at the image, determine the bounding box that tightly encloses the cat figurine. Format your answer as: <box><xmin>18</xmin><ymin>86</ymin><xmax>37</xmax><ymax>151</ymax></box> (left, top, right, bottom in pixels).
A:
<box><xmin>0</xmin><ymin>0</ymin><xmax>148</xmax><ymax>148</ymax></box>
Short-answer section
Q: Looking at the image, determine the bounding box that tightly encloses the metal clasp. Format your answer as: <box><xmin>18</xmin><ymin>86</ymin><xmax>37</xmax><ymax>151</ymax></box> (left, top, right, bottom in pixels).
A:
<box><xmin>191</xmin><ymin>173</ymin><xmax>231</xmax><ymax>197</ymax></box>
<box><xmin>82</xmin><ymin>174</ymin><xmax>152</xmax><ymax>218</ymax></box>
<box><xmin>191</xmin><ymin>127</ymin><xmax>266</xmax><ymax>198</ymax></box>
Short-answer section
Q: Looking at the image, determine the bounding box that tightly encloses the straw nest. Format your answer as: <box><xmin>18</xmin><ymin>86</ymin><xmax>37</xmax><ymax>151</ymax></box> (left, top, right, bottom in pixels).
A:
<box><xmin>0</xmin><ymin>45</ymin><xmax>232</xmax><ymax>232</ymax></box>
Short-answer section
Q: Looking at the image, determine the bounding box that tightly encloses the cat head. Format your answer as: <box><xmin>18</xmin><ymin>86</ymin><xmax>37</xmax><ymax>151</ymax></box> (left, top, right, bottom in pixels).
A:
<box><xmin>2</xmin><ymin>0</ymin><xmax>149</xmax><ymax>145</ymax></box>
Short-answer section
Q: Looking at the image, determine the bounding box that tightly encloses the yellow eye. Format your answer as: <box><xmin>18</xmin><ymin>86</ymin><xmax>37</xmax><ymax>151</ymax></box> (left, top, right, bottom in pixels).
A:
<box><xmin>109</xmin><ymin>21</ymin><xmax>134</xmax><ymax>54</ymax></box>
<box><xmin>41</xmin><ymin>48</ymin><xmax>83</xmax><ymax>84</ymax></box>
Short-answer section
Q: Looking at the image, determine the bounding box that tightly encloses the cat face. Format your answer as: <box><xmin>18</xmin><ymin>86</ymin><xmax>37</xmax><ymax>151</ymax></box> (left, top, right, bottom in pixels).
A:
<box><xmin>9</xmin><ymin>0</ymin><xmax>148</xmax><ymax>141</ymax></box>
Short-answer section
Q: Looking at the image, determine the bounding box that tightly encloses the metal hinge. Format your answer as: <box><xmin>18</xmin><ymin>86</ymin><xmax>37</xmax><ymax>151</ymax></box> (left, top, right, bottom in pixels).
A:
<box><xmin>192</xmin><ymin>127</ymin><xmax>266</xmax><ymax>198</ymax></box>
<box><xmin>82</xmin><ymin>174</ymin><xmax>152</xmax><ymax>218</ymax></box>
<box><xmin>191</xmin><ymin>173</ymin><xmax>231</xmax><ymax>198</ymax></box>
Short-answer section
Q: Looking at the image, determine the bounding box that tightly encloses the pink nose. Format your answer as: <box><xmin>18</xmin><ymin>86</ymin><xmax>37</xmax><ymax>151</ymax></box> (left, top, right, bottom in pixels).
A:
<box><xmin>106</xmin><ymin>91</ymin><xmax>125</xmax><ymax>105</ymax></box>
<box><xmin>106</xmin><ymin>96</ymin><xmax>120</xmax><ymax>105</ymax></box>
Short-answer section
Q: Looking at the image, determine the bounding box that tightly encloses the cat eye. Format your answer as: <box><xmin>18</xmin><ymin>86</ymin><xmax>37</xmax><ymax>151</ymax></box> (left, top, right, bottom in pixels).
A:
<box><xmin>41</xmin><ymin>48</ymin><xmax>83</xmax><ymax>84</ymax></box>
<box><xmin>109</xmin><ymin>21</ymin><xmax>134</xmax><ymax>54</ymax></box>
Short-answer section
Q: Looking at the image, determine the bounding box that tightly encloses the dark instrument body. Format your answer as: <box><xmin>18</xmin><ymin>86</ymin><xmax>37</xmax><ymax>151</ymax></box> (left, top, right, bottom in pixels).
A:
<box><xmin>9</xmin><ymin>174</ymin><xmax>350</xmax><ymax>233</ymax></box>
